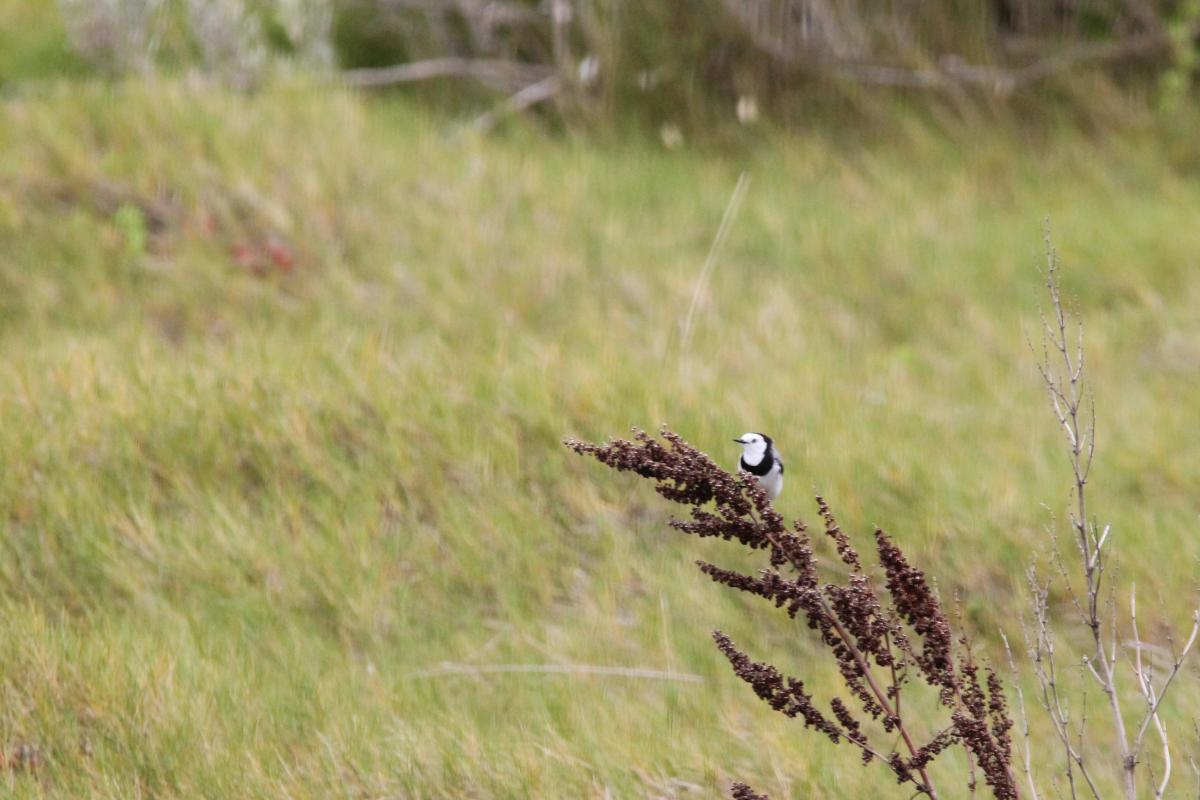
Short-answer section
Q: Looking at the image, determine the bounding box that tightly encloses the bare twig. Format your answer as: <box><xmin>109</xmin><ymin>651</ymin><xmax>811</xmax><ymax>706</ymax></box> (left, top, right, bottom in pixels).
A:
<box><xmin>1003</xmin><ymin>632</ymin><xmax>1042</xmax><ymax>800</ymax></box>
<box><xmin>1032</xmin><ymin>225</ymin><xmax>1134</xmax><ymax>799</ymax></box>
<box><xmin>679</xmin><ymin>172</ymin><xmax>751</xmax><ymax>356</ymax></box>
<box><xmin>1026</xmin><ymin>228</ymin><xmax>1200</xmax><ymax>800</ymax></box>
<box><xmin>1027</xmin><ymin>569</ymin><xmax>1101</xmax><ymax>800</ymax></box>
<box><xmin>1129</xmin><ymin>584</ymin><xmax>1200</xmax><ymax>799</ymax></box>
<box><xmin>471</xmin><ymin>75</ymin><xmax>563</xmax><ymax>133</ymax></box>
<box><xmin>344</xmin><ymin>57</ymin><xmax>551</xmax><ymax>91</ymax></box>
<box><xmin>833</xmin><ymin>29</ymin><xmax>1178</xmax><ymax>95</ymax></box>
<box><xmin>1130</xmin><ymin>585</ymin><xmax>1173</xmax><ymax>798</ymax></box>
<box><xmin>1133</xmin><ymin>609</ymin><xmax>1200</xmax><ymax>752</ymax></box>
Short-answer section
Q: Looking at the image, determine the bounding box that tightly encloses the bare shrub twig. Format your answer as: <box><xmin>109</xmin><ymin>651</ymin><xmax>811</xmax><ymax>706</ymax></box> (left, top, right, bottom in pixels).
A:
<box><xmin>1021</xmin><ymin>227</ymin><xmax>1200</xmax><ymax>799</ymax></box>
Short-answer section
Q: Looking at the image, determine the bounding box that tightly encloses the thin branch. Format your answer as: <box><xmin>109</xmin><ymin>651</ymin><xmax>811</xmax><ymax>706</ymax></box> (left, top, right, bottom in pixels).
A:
<box><xmin>885</xmin><ymin>629</ymin><xmax>903</xmax><ymax>722</ymax></box>
<box><xmin>679</xmin><ymin>172</ymin><xmax>751</xmax><ymax>356</ymax></box>
<box><xmin>1028</xmin><ymin>569</ymin><xmax>1103</xmax><ymax>800</ymax></box>
<box><xmin>1004</xmin><ymin>631</ymin><xmax>1043</xmax><ymax>800</ymax></box>
<box><xmin>1034</xmin><ymin>228</ymin><xmax>1133</xmax><ymax>798</ymax></box>
<box><xmin>344</xmin><ymin>57</ymin><xmax>551</xmax><ymax>91</ymax></box>
<box><xmin>1132</xmin><ymin>603</ymin><xmax>1200</xmax><ymax>768</ymax></box>
<box><xmin>1130</xmin><ymin>585</ymin><xmax>1179</xmax><ymax>798</ymax></box>
<box><xmin>766</xmin><ymin>29</ymin><xmax>1178</xmax><ymax>95</ymax></box>
<box><xmin>471</xmin><ymin>75</ymin><xmax>563</xmax><ymax>133</ymax></box>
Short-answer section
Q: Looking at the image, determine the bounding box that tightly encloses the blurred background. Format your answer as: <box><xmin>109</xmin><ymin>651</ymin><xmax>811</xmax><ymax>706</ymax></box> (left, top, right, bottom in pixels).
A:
<box><xmin>1</xmin><ymin>2</ymin><xmax>1200</xmax><ymax>798</ymax></box>
<box><xmin>15</xmin><ymin>0</ymin><xmax>1200</xmax><ymax>132</ymax></box>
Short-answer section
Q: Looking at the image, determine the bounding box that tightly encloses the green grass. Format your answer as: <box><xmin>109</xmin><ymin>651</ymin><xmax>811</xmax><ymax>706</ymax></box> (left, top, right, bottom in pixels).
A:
<box><xmin>0</xmin><ymin>4</ymin><xmax>87</xmax><ymax>85</ymax></box>
<box><xmin>2</xmin><ymin>76</ymin><xmax>1200</xmax><ymax>798</ymax></box>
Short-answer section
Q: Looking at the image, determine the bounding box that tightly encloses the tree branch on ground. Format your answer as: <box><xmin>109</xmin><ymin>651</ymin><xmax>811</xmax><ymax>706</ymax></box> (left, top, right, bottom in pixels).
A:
<box><xmin>343</xmin><ymin>57</ymin><xmax>551</xmax><ymax>92</ymax></box>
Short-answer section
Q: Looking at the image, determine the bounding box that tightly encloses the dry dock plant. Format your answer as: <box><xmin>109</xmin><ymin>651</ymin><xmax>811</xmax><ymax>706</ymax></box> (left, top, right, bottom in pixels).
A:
<box><xmin>1013</xmin><ymin>233</ymin><xmax>1200</xmax><ymax>800</ymax></box>
<box><xmin>565</xmin><ymin>430</ymin><xmax>1018</xmax><ymax>799</ymax></box>
<box><xmin>567</xmin><ymin>235</ymin><xmax>1198</xmax><ymax>799</ymax></box>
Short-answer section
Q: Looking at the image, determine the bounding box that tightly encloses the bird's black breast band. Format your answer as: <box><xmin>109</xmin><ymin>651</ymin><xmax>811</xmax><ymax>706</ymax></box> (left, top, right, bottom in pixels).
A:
<box><xmin>739</xmin><ymin>453</ymin><xmax>774</xmax><ymax>477</ymax></box>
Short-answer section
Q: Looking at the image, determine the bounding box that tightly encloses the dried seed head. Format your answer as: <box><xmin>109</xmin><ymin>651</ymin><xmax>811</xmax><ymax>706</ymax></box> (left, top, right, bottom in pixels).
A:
<box><xmin>730</xmin><ymin>782</ymin><xmax>769</xmax><ymax>800</ymax></box>
<box><xmin>566</xmin><ymin>429</ymin><xmax>1017</xmax><ymax>799</ymax></box>
<box><xmin>713</xmin><ymin>630</ymin><xmax>843</xmax><ymax>743</ymax></box>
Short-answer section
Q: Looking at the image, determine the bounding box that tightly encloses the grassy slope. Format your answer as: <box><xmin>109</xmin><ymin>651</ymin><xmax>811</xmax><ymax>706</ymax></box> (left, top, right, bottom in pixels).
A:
<box><xmin>1</xmin><ymin>75</ymin><xmax>1200</xmax><ymax>798</ymax></box>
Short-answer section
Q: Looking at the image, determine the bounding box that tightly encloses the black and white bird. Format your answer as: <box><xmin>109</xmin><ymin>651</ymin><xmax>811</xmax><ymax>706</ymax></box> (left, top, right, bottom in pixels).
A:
<box><xmin>734</xmin><ymin>432</ymin><xmax>784</xmax><ymax>501</ymax></box>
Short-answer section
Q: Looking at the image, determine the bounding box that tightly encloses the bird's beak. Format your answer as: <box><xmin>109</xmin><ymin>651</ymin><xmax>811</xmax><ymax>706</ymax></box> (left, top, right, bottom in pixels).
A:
<box><xmin>733</xmin><ymin>438</ymin><xmax>746</xmax><ymax>444</ymax></box>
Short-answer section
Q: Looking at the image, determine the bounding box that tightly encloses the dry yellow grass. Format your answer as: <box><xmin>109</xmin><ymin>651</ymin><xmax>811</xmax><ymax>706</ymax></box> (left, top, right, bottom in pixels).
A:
<box><xmin>1</xmin><ymin>76</ymin><xmax>1199</xmax><ymax>797</ymax></box>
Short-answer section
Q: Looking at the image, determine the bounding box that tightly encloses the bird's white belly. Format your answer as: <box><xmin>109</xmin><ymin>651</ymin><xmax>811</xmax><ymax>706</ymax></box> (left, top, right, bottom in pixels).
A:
<box><xmin>756</xmin><ymin>467</ymin><xmax>783</xmax><ymax>501</ymax></box>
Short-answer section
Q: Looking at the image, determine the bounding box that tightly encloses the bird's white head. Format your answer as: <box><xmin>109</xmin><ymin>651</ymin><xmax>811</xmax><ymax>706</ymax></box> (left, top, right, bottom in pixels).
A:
<box><xmin>733</xmin><ymin>432</ymin><xmax>771</xmax><ymax>465</ymax></box>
